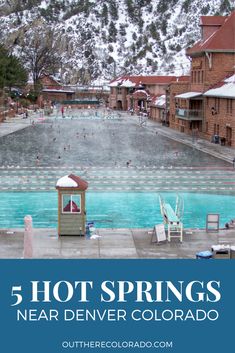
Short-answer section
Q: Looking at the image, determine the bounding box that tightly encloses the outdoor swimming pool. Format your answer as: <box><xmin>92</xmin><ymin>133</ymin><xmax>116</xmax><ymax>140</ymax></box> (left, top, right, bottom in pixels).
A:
<box><xmin>0</xmin><ymin>115</ymin><xmax>230</xmax><ymax>168</ymax></box>
<box><xmin>0</xmin><ymin>191</ymin><xmax>234</xmax><ymax>229</ymax></box>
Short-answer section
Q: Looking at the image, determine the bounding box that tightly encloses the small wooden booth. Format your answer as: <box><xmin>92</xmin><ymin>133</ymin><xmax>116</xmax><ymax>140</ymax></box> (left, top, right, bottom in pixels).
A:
<box><xmin>56</xmin><ymin>174</ymin><xmax>88</xmax><ymax>236</ymax></box>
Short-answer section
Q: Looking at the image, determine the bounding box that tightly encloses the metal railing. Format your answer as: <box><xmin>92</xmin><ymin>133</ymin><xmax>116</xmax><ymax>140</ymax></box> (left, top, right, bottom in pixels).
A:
<box><xmin>176</xmin><ymin>108</ymin><xmax>203</xmax><ymax>120</ymax></box>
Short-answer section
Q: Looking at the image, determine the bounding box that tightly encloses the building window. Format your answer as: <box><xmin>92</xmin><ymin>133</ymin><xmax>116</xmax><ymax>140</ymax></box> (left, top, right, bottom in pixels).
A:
<box><xmin>206</xmin><ymin>122</ymin><xmax>208</xmax><ymax>132</ymax></box>
<box><xmin>201</xmin><ymin>71</ymin><xmax>204</xmax><ymax>83</ymax></box>
<box><xmin>117</xmin><ymin>87</ymin><xmax>122</xmax><ymax>94</ymax></box>
<box><xmin>217</xmin><ymin>124</ymin><xmax>219</xmax><ymax>135</ymax></box>
<box><xmin>62</xmin><ymin>194</ymin><xmax>81</xmax><ymax>213</ymax></box>
<box><xmin>191</xmin><ymin>71</ymin><xmax>194</xmax><ymax>83</ymax></box>
<box><xmin>226</xmin><ymin>99</ymin><xmax>233</xmax><ymax>114</ymax></box>
<box><xmin>197</xmin><ymin>71</ymin><xmax>200</xmax><ymax>83</ymax></box>
<box><xmin>214</xmin><ymin>98</ymin><xmax>220</xmax><ymax>113</ymax></box>
<box><xmin>192</xmin><ymin>70</ymin><xmax>204</xmax><ymax>84</ymax></box>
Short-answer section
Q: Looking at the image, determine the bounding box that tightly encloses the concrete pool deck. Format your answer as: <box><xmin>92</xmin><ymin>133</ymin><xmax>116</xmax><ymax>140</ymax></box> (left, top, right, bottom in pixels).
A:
<box><xmin>145</xmin><ymin>119</ymin><xmax>234</xmax><ymax>165</ymax></box>
<box><xmin>0</xmin><ymin>227</ymin><xmax>235</xmax><ymax>259</ymax></box>
<box><xmin>0</xmin><ymin>111</ymin><xmax>39</xmax><ymax>138</ymax></box>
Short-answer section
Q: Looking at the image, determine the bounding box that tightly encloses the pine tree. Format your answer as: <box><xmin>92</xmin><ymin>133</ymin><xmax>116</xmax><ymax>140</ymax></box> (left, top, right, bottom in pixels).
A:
<box><xmin>149</xmin><ymin>23</ymin><xmax>160</xmax><ymax>41</ymax></box>
<box><xmin>6</xmin><ymin>55</ymin><xmax>28</xmax><ymax>88</ymax></box>
<box><xmin>220</xmin><ymin>0</ymin><xmax>232</xmax><ymax>13</ymax></box>
<box><xmin>108</xmin><ymin>21</ymin><xmax>117</xmax><ymax>42</ymax></box>
<box><xmin>125</xmin><ymin>0</ymin><xmax>133</xmax><ymax>15</ymax></box>
<box><xmin>0</xmin><ymin>45</ymin><xmax>27</xmax><ymax>89</ymax></box>
<box><xmin>109</xmin><ymin>0</ymin><xmax>118</xmax><ymax>21</ymax></box>
<box><xmin>157</xmin><ymin>0</ymin><xmax>168</xmax><ymax>14</ymax></box>
<box><xmin>101</xmin><ymin>3</ymin><xmax>109</xmax><ymax>26</ymax></box>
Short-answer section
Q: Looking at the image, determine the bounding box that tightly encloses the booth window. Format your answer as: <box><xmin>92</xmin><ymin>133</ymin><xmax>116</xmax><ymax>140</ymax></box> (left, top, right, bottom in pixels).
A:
<box><xmin>62</xmin><ymin>195</ymin><xmax>81</xmax><ymax>213</ymax></box>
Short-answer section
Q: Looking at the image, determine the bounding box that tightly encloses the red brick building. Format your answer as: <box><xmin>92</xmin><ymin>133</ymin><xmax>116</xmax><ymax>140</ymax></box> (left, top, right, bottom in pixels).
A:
<box><xmin>164</xmin><ymin>76</ymin><xmax>190</xmax><ymax>128</ymax></box>
<box><xmin>40</xmin><ymin>75</ymin><xmax>75</xmax><ymax>103</ymax></box>
<box><xmin>150</xmin><ymin>95</ymin><xmax>166</xmax><ymax>123</ymax></box>
<box><xmin>204</xmin><ymin>74</ymin><xmax>235</xmax><ymax>146</ymax></box>
<box><xmin>170</xmin><ymin>11</ymin><xmax>235</xmax><ymax>141</ymax></box>
<box><xmin>39</xmin><ymin>75</ymin><xmax>109</xmax><ymax>108</ymax></box>
<box><xmin>109</xmin><ymin>76</ymin><xmax>177</xmax><ymax>113</ymax></box>
<box><xmin>150</xmin><ymin>76</ymin><xmax>190</xmax><ymax>125</ymax></box>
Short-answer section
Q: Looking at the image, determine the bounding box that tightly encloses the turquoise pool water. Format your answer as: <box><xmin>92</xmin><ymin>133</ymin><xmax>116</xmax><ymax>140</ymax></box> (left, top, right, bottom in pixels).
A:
<box><xmin>0</xmin><ymin>192</ymin><xmax>234</xmax><ymax>229</ymax></box>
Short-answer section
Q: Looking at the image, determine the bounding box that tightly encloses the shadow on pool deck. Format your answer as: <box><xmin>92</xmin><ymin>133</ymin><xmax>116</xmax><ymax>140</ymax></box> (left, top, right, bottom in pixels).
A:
<box><xmin>0</xmin><ymin>227</ymin><xmax>235</xmax><ymax>259</ymax></box>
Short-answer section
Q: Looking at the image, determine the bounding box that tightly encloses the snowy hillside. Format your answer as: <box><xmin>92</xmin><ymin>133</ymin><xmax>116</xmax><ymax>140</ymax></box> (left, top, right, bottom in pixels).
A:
<box><xmin>0</xmin><ymin>0</ymin><xmax>234</xmax><ymax>84</ymax></box>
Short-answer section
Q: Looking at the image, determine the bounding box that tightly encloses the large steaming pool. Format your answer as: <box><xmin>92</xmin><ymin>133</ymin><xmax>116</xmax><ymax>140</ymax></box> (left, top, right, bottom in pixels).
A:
<box><xmin>0</xmin><ymin>191</ymin><xmax>234</xmax><ymax>229</ymax></box>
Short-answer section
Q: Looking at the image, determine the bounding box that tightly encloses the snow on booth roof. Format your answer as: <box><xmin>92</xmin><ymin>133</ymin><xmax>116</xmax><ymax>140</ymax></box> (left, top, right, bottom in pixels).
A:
<box><xmin>56</xmin><ymin>174</ymin><xmax>88</xmax><ymax>190</ymax></box>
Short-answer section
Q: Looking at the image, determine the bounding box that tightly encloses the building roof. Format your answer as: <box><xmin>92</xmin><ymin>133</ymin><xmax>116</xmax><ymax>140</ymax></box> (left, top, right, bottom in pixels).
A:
<box><xmin>109</xmin><ymin>75</ymin><xmax>179</xmax><ymax>87</ymax></box>
<box><xmin>204</xmin><ymin>74</ymin><xmax>235</xmax><ymax>98</ymax></box>
<box><xmin>173</xmin><ymin>76</ymin><xmax>190</xmax><ymax>82</ymax></box>
<box><xmin>187</xmin><ymin>10</ymin><xmax>235</xmax><ymax>55</ymax></box>
<box><xmin>151</xmin><ymin>94</ymin><xmax>166</xmax><ymax>108</ymax></box>
<box><xmin>175</xmin><ymin>92</ymin><xmax>202</xmax><ymax>99</ymax></box>
<box><xmin>40</xmin><ymin>75</ymin><xmax>61</xmax><ymax>87</ymax></box>
<box><xmin>56</xmin><ymin>174</ymin><xmax>88</xmax><ymax>190</ymax></box>
<box><xmin>132</xmin><ymin>89</ymin><xmax>150</xmax><ymax>99</ymax></box>
<box><xmin>42</xmin><ymin>89</ymin><xmax>75</xmax><ymax>94</ymax></box>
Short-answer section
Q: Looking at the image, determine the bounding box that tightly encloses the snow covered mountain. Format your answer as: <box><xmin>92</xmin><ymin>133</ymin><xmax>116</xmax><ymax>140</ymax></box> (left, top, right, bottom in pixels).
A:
<box><xmin>0</xmin><ymin>0</ymin><xmax>234</xmax><ymax>84</ymax></box>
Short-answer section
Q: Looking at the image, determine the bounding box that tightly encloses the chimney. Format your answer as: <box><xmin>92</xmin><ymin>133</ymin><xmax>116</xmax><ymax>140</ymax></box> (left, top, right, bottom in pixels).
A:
<box><xmin>200</xmin><ymin>16</ymin><xmax>226</xmax><ymax>42</ymax></box>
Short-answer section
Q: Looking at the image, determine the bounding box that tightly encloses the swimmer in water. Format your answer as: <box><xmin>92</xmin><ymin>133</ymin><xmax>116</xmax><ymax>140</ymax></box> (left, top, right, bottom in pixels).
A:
<box><xmin>36</xmin><ymin>155</ymin><xmax>40</xmax><ymax>166</ymax></box>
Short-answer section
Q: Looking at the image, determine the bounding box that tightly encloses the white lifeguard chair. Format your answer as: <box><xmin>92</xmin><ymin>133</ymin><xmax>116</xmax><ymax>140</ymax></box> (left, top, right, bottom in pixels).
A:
<box><xmin>159</xmin><ymin>194</ymin><xmax>184</xmax><ymax>242</ymax></box>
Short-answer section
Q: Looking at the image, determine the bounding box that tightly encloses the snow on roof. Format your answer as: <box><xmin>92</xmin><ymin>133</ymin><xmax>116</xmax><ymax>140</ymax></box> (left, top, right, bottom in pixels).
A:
<box><xmin>120</xmin><ymin>79</ymin><xmax>135</xmax><ymax>88</ymax></box>
<box><xmin>204</xmin><ymin>82</ymin><xmax>235</xmax><ymax>99</ymax></box>
<box><xmin>102</xmin><ymin>85</ymin><xmax>110</xmax><ymax>91</ymax></box>
<box><xmin>109</xmin><ymin>78</ymin><xmax>123</xmax><ymax>87</ymax></box>
<box><xmin>152</xmin><ymin>95</ymin><xmax>166</xmax><ymax>107</ymax></box>
<box><xmin>56</xmin><ymin>175</ymin><xmax>77</xmax><ymax>188</ymax></box>
<box><xmin>203</xmin><ymin>73</ymin><xmax>235</xmax><ymax>98</ymax></box>
<box><xmin>175</xmin><ymin>92</ymin><xmax>202</xmax><ymax>99</ymax></box>
<box><xmin>225</xmin><ymin>74</ymin><xmax>235</xmax><ymax>83</ymax></box>
<box><xmin>56</xmin><ymin>174</ymin><xmax>88</xmax><ymax>190</ymax></box>
<box><xmin>109</xmin><ymin>75</ymin><xmax>180</xmax><ymax>88</ymax></box>
<box><xmin>132</xmin><ymin>89</ymin><xmax>150</xmax><ymax>99</ymax></box>
<box><xmin>42</xmin><ymin>89</ymin><xmax>75</xmax><ymax>93</ymax></box>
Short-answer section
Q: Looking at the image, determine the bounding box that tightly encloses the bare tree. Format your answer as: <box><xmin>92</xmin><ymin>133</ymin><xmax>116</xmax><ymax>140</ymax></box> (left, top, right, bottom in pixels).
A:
<box><xmin>21</xmin><ymin>24</ymin><xmax>61</xmax><ymax>91</ymax></box>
